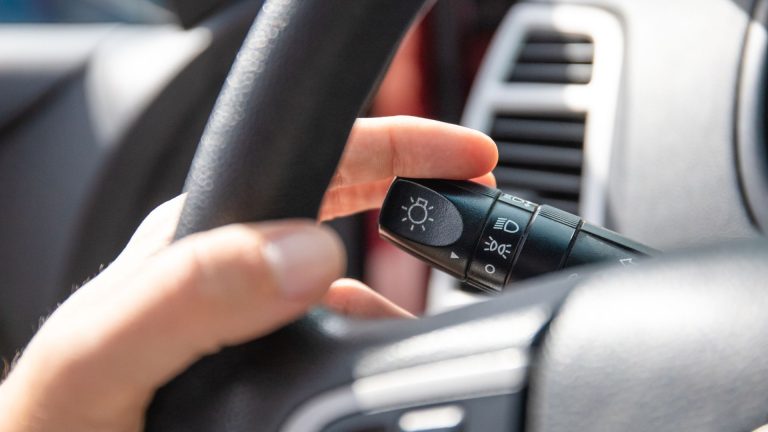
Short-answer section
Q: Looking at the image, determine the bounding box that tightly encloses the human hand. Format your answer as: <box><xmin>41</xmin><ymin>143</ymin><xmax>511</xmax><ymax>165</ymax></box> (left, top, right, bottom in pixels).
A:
<box><xmin>0</xmin><ymin>116</ymin><xmax>497</xmax><ymax>432</ymax></box>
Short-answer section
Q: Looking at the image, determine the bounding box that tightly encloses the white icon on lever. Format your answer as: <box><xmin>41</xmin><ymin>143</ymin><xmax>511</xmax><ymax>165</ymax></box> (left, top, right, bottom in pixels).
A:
<box><xmin>502</xmin><ymin>194</ymin><xmax>534</xmax><ymax>208</ymax></box>
<box><xmin>485</xmin><ymin>264</ymin><xmax>496</xmax><ymax>274</ymax></box>
<box><xmin>493</xmin><ymin>217</ymin><xmax>520</xmax><ymax>234</ymax></box>
<box><xmin>619</xmin><ymin>258</ymin><xmax>635</xmax><ymax>266</ymax></box>
<box><xmin>483</xmin><ymin>236</ymin><xmax>513</xmax><ymax>259</ymax></box>
<box><xmin>401</xmin><ymin>196</ymin><xmax>434</xmax><ymax>231</ymax></box>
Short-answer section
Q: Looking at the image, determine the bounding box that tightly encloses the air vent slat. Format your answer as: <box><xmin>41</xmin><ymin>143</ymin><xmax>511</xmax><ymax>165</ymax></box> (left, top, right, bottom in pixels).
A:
<box><xmin>508</xmin><ymin>31</ymin><xmax>593</xmax><ymax>84</ymax></box>
<box><xmin>518</xmin><ymin>43</ymin><xmax>594</xmax><ymax>64</ymax></box>
<box><xmin>494</xmin><ymin>167</ymin><xmax>581</xmax><ymax>195</ymax></box>
<box><xmin>497</xmin><ymin>143</ymin><xmax>583</xmax><ymax>169</ymax></box>
<box><xmin>492</xmin><ymin>117</ymin><xmax>585</xmax><ymax>147</ymax></box>
<box><xmin>490</xmin><ymin>111</ymin><xmax>585</xmax><ymax>209</ymax></box>
<box><xmin>525</xmin><ymin>32</ymin><xmax>591</xmax><ymax>44</ymax></box>
<box><xmin>508</xmin><ymin>63</ymin><xmax>592</xmax><ymax>84</ymax></box>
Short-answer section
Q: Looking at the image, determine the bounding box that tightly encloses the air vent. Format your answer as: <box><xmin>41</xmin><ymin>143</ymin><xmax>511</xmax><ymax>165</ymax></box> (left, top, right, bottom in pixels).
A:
<box><xmin>507</xmin><ymin>31</ymin><xmax>593</xmax><ymax>84</ymax></box>
<box><xmin>490</xmin><ymin>113</ymin><xmax>585</xmax><ymax>214</ymax></box>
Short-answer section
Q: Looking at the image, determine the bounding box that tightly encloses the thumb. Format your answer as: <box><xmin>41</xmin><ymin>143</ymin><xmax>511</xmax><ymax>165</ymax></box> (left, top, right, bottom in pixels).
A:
<box><xmin>4</xmin><ymin>220</ymin><xmax>344</xmax><ymax>429</ymax></box>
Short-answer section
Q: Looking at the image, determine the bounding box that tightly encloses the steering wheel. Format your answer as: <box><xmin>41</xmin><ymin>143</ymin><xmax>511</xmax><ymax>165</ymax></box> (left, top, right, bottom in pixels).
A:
<box><xmin>145</xmin><ymin>1</ymin><xmax>768</xmax><ymax>431</ymax></box>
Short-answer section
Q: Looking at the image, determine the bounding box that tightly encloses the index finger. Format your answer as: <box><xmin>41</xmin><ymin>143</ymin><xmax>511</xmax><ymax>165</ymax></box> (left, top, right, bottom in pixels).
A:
<box><xmin>330</xmin><ymin>116</ymin><xmax>498</xmax><ymax>189</ymax></box>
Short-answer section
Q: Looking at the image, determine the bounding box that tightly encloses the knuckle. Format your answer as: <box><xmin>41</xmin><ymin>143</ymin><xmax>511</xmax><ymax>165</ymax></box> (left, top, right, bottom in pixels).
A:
<box><xmin>126</xmin><ymin>196</ymin><xmax>186</xmax><ymax>250</ymax></box>
<box><xmin>140</xmin><ymin>196</ymin><xmax>183</xmax><ymax>230</ymax></box>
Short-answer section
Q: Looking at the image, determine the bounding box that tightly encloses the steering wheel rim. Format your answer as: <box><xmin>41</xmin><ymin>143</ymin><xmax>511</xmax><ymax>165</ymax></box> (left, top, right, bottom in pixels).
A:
<box><xmin>173</xmin><ymin>0</ymin><xmax>429</xmax><ymax>237</ymax></box>
<box><xmin>145</xmin><ymin>1</ymin><xmax>768</xmax><ymax>431</ymax></box>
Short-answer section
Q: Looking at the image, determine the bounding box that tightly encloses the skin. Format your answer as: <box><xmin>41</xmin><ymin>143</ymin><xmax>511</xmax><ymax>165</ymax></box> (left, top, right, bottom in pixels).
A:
<box><xmin>0</xmin><ymin>116</ymin><xmax>497</xmax><ymax>432</ymax></box>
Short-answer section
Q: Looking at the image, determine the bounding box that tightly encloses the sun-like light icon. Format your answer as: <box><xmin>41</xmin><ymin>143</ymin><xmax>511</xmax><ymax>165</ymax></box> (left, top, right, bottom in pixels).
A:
<box><xmin>401</xmin><ymin>196</ymin><xmax>434</xmax><ymax>231</ymax></box>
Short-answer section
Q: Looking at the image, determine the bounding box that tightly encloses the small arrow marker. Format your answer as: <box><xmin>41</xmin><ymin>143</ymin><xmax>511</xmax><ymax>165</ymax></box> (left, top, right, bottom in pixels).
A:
<box><xmin>450</xmin><ymin>252</ymin><xmax>459</xmax><ymax>259</ymax></box>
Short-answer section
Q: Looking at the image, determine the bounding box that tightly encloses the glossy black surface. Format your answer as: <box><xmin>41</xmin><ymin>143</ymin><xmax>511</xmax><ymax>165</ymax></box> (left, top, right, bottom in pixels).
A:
<box><xmin>380</xmin><ymin>179</ymin><xmax>498</xmax><ymax>279</ymax></box>
<box><xmin>468</xmin><ymin>200</ymin><xmax>533</xmax><ymax>290</ymax></box>
<box><xmin>380</xmin><ymin>180</ymin><xmax>465</xmax><ymax>247</ymax></box>
<box><xmin>379</xmin><ymin>178</ymin><xmax>655</xmax><ymax>292</ymax></box>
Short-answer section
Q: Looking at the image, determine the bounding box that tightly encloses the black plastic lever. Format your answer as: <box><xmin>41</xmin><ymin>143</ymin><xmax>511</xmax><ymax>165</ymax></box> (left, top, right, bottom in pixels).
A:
<box><xmin>379</xmin><ymin>178</ymin><xmax>657</xmax><ymax>293</ymax></box>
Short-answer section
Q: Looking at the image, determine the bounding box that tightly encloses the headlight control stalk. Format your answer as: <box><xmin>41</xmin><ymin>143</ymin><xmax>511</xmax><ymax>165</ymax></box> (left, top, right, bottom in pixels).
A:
<box><xmin>378</xmin><ymin>178</ymin><xmax>657</xmax><ymax>293</ymax></box>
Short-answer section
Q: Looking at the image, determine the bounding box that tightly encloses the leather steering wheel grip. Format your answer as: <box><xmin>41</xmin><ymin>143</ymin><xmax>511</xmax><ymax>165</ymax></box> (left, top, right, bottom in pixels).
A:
<box><xmin>173</xmin><ymin>0</ymin><xmax>431</xmax><ymax>238</ymax></box>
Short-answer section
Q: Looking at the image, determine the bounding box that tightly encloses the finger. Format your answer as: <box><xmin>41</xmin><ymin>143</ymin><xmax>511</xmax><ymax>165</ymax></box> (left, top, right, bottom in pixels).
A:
<box><xmin>319</xmin><ymin>172</ymin><xmax>496</xmax><ymax>221</ymax></box>
<box><xmin>112</xmin><ymin>194</ymin><xmax>187</xmax><ymax>266</ymax></box>
<box><xmin>87</xmin><ymin>194</ymin><xmax>187</xmax><ymax>293</ymax></box>
<box><xmin>323</xmin><ymin>278</ymin><xmax>415</xmax><ymax>319</ymax></box>
<box><xmin>475</xmin><ymin>172</ymin><xmax>497</xmax><ymax>188</ymax></box>
<box><xmin>320</xmin><ymin>178</ymin><xmax>393</xmax><ymax>221</ymax></box>
<box><xmin>16</xmin><ymin>221</ymin><xmax>345</xmax><ymax>413</ymax></box>
<box><xmin>330</xmin><ymin>116</ymin><xmax>498</xmax><ymax>189</ymax></box>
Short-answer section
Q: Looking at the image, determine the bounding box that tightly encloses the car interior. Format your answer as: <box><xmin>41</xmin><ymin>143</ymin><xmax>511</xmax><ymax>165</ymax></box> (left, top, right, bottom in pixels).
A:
<box><xmin>2</xmin><ymin>0</ymin><xmax>768</xmax><ymax>431</ymax></box>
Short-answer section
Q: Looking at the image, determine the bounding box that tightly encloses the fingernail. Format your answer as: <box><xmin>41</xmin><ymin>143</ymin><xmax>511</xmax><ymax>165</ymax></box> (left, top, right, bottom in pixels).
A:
<box><xmin>262</xmin><ymin>223</ymin><xmax>346</xmax><ymax>300</ymax></box>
